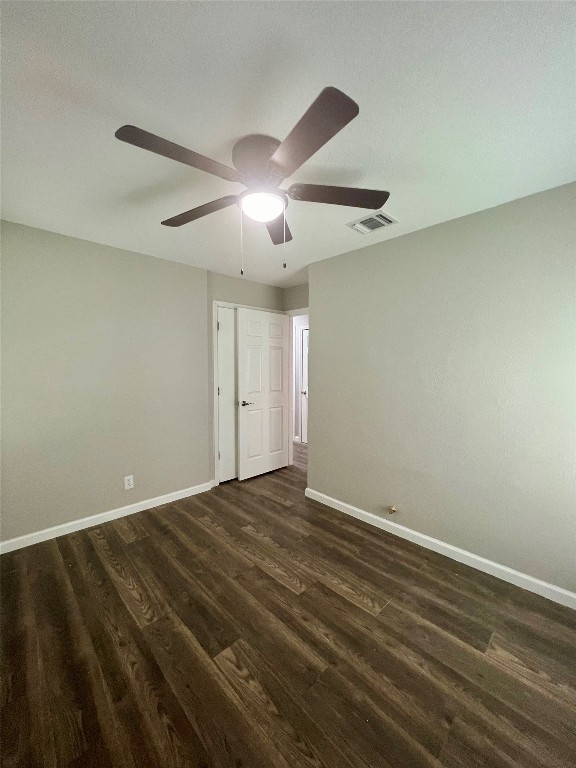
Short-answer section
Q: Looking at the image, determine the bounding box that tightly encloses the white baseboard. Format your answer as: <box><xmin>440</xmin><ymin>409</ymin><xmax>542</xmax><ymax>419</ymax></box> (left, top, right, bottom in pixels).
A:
<box><xmin>0</xmin><ymin>480</ymin><xmax>215</xmax><ymax>555</ymax></box>
<box><xmin>305</xmin><ymin>488</ymin><xmax>576</xmax><ymax>611</ymax></box>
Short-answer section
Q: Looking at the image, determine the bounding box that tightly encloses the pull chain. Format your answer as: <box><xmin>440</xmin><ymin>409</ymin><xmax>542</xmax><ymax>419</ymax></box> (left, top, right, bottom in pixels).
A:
<box><xmin>240</xmin><ymin>210</ymin><xmax>244</xmax><ymax>276</ymax></box>
<box><xmin>283</xmin><ymin>207</ymin><xmax>287</xmax><ymax>269</ymax></box>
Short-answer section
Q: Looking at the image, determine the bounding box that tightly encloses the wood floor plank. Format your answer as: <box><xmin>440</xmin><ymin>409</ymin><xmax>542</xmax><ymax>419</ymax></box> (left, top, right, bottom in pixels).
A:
<box><xmin>300</xmin><ymin>527</ymin><xmax>497</xmax><ymax>651</ymax></box>
<box><xmin>215</xmin><ymin>481</ymin><xmax>313</xmax><ymax>538</ymax></box>
<box><xmin>15</xmin><ymin>544</ymin><xmax>59</xmax><ymax>767</ymax></box>
<box><xmin>33</xmin><ymin>538</ymin><xmax>138</xmax><ymax>768</ymax></box>
<box><xmin>0</xmin><ymin>550</ymin><xmax>39</xmax><ymax>768</ymax></box>
<box><xmin>110</xmin><ymin>514</ymin><xmax>149</xmax><ymax>545</ymax></box>
<box><xmin>191</xmin><ymin>487</ymin><xmax>311</xmax><ymax>546</ymax></box>
<box><xmin>377</xmin><ymin>599</ymin><xmax>576</xmax><ymax>747</ymax></box>
<box><xmin>237</xmin><ymin>566</ymin><xmax>451</xmax><ymax>757</ymax></box>
<box><xmin>493</xmin><ymin>593</ymin><xmax>576</xmax><ymax>657</ymax></box>
<box><xmin>305</xmin><ymin>665</ymin><xmax>446</xmax><ymax>768</ymax></box>
<box><xmin>29</xmin><ymin>542</ymin><xmax>91</xmax><ymax>765</ymax></box>
<box><xmin>2</xmin><ymin>444</ymin><xmax>575</xmax><ymax>767</ymax></box>
<box><xmin>162</xmin><ymin>540</ymin><xmax>329</xmax><ymax>693</ymax></box>
<box><xmin>58</xmin><ymin>533</ymin><xmax>211</xmax><ymax>767</ymax></box>
<box><xmin>166</xmin><ymin>502</ymin><xmax>256</xmax><ymax>577</ymax></box>
<box><xmin>128</xmin><ymin>509</ymin><xmax>328</xmax><ymax>694</ymax></box>
<box><xmin>301</xmin><ymin>580</ymin><xmax>575</xmax><ymax>768</ymax></box>
<box><xmin>240</xmin><ymin>518</ymin><xmax>390</xmax><ymax>615</ymax></box>
<box><xmin>485</xmin><ymin>629</ymin><xmax>576</xmax><ymax>708</ymax></box>
<box><xmin>181</xmin><ymin>500</ymin><xmax>311</xmax><ymax>594</ymax></box>
<box><xmin>438</xmin><ymin>716</ymin><xmax>555</xmax><ymax>768</ymax></box>
<box><xmin>214</xmin><ymin>639</ymin><xmax>357</xmax><ymax>768</ymax></box>
<box><xmin>88</xmin><ymin>527</ymin><xmax>167</xmax><ymax>629</ymax></box>
<box><xmin>1</xmin><ymin>552</ymin><xmax>26</xmax><ymax>708</ymax></box>
<box><xmin>0</xmin><ymin>697</ymin><xmax>34</xmax><ymax>768</ymax></box>
<box><xmin>129</xmin><ymin>534</ymin><xmax>242</xmax><ymax>658</ymax></box>
<box><xmin>143</xmin><ymin>613</ymin><xmax>292</xmax><ymax>768</ymax></box>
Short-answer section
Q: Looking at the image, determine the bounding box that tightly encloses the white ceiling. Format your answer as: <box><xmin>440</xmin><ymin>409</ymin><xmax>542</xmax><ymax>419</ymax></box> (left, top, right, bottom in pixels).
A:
<box><xmin>2</xmin><ymin>2</ymin><xmax>574</xmax><ymax>287</ymax></box>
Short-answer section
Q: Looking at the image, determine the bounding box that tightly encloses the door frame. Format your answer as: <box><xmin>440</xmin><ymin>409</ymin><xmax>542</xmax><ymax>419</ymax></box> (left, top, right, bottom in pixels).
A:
<box><xmin>300</xmin><ymin>327</ymin><xmax>309</xmax><ymax>443</ymax></box>
<box><xmin>286</xmin><ymin>306</ymin><xmax>309</xmax><ymax>450</ymax></box>
<box><xmin>212</xmin><ymin>300</ymin><xmax>288</xmax><ymax>487</ymax></box>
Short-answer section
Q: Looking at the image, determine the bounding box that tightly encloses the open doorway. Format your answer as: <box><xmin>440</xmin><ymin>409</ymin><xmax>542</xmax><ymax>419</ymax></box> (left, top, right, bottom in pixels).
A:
<box><xmin>291</xmin><ymin>312</ymin><xmax>309</xmax><ymax>474</ymax></box>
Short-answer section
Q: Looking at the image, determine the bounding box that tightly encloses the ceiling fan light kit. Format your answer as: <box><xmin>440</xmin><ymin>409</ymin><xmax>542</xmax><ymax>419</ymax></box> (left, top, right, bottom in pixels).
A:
<box><xmin>116</xmin><ymin>86</ymin><xmax>391</xmax><ymax>264</ymax></box>
<box><xmin>239</xmin><ymin>190</ymin><xmax>287</xmax><ymax>223</ymax></box>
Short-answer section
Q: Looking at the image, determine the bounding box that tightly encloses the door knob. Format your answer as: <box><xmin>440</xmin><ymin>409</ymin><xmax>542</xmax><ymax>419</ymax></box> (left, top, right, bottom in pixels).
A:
<box><xmin>240</xmin><ymin>400</ymin><xmax>254</xmax><ymax>406</ymax></box>
<box><xmin>301</xmin><ymin>390</ymin><xmax>307</xmax><ymax>395</ymax></box>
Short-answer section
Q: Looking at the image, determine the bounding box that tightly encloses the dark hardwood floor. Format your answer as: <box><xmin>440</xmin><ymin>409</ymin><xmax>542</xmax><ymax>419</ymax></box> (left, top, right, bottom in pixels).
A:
<box><xmin>2</xmin><ymin>443</ymin><xmax>575</xmax><ymax>767</ymax></box>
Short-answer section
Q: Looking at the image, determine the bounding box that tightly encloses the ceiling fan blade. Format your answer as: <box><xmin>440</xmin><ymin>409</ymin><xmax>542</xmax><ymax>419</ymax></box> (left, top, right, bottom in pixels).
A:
<box><xmin>288</xmin><ymin>183</ymin><xmax>389</xmax><ymax>209</ymax></box>
<box><xmin>115</xmin><ymin>125</ymin><xmax>239</xmax><ymax>182</ymax></box>
<box><xmin>267</xmin><ymin>87</ymin><xmax>359</xmax><ymax>180</ymax></box>
<box><xmin>162</xmin><ymin>195</ymin><xmax>238</xmax><ymax>227</ymax></box>
<box><xmin>266</xmin><ymin>213</ymin><xmax>293</xmax><ymax>245</ymax></box>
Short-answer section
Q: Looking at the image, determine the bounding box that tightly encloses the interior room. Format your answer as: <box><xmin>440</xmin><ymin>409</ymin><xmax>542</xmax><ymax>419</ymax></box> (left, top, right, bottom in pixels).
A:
<box><xmin>1</xmin><ymin>3</ymin><xmax>575</xmax><ymax>767</ymax></box>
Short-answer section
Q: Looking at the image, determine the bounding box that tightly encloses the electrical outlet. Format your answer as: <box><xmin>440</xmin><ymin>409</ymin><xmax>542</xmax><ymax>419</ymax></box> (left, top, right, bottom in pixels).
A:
<box><xmin>124</xmin><ymin>474</ymin><xmax>134</xmax><ymax>490</ymax></box>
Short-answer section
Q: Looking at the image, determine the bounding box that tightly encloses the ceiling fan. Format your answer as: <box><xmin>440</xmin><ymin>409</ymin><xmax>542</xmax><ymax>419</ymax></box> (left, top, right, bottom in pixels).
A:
<box><xmin>115</xmin><ymin>87</ymin><xmax>390</xmax><ymax>245</ymax></box>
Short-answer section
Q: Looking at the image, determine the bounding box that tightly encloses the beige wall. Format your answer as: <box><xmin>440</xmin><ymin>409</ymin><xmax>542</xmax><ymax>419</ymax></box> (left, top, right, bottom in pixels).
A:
<box><xmin>207</xmin><ymin>272</ymin><xmax>284</xmax><ymax>310</ymax></box>
<box><xmin>308</xmin><ymin>183</ymin><xmax>576</xmax><ymax>591</ymax></box>
<box><xmin>1</xmin><ymin>222</ymin><xmax>211</xmax><ymax>541</ymax></box>
<box><xmin>0</xmin><ymin>227</ymin><xmax>304</xmax><ymax>543</ymax></box>
<box><xmin>284</xmin><ymin>283</ymin><xmax>309</xmax><ymax>311</ymax></box>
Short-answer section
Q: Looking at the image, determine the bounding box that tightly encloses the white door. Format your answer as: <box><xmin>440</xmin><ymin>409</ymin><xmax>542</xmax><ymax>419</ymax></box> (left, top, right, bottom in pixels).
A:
<box><xmin>217</xmin><ymin>307</ymin><xmax>237</xmax><ymax>482</ymax></box>
<box><xmin>237</xmin><ymin>308</ymin><xmax>289</xmax><ymax>480</ymax></box>
<box><xmin>300</xmin><ymin>328</ymin><xmax>309</xmax><ymax>443</ymax></box>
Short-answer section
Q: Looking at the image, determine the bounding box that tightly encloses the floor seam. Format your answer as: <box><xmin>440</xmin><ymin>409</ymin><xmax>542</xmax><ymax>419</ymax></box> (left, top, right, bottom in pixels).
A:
<box><xmin>377</xmin><ymin>597</ymin><xmax>394</xmax><ymax>616</ymax></box>
<box><xmin>485</xmin><ymin>629</ymin><xmax>496</xmax><ymax>655</ymax></box>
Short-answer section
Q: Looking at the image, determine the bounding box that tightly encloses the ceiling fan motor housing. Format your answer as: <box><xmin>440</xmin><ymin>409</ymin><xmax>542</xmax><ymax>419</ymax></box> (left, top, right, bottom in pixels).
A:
<box><xmin>232</xmin><ymin>134</ymin><xmax>283</xmax><ymax>187</ymax></box>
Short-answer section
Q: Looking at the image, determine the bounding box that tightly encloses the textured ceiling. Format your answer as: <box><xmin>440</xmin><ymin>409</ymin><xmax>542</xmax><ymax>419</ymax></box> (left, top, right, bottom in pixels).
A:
<box><xmin>2</xmin><ymin>1</ymin><xmax>574</xmax><ymax>286</ymax></box>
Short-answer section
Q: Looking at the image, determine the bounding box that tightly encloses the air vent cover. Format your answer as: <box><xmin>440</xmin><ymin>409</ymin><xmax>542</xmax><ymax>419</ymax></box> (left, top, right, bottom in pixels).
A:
<box><xmin>347</xmin><ymin>212</ymin><xmax>397</xmax><ymax>234</ymax></box>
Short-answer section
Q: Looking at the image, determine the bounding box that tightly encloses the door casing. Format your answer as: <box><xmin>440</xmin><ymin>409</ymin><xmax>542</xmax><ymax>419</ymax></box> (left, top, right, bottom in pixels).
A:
<box><xmin>216</xmin><ymin>307</ymin><xmax>237</xmax><ymax>482</ymax></box>
<box><xmin>290</xmin><ymin>312</ymin><xmax>309</xmax><ymax>443</ymax></box>
<box><xmin>300</xmin><ymin>327</ymin><xmax>309</xmax><ymax>443</ymax></box>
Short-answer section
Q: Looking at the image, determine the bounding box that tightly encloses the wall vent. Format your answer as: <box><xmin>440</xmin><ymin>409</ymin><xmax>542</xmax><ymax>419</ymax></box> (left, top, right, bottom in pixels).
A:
<box><xmin>347</xmin><ymin>212</ymin><xmax>397</xmax><ymax>234</ymax></box>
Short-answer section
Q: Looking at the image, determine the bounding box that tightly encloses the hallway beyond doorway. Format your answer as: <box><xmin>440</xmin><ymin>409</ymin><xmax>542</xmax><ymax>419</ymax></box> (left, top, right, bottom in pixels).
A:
<box><xmin>293</xmin><ymin>441</ymin><xmax>307</xmax><ymax>474</ymax></box>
